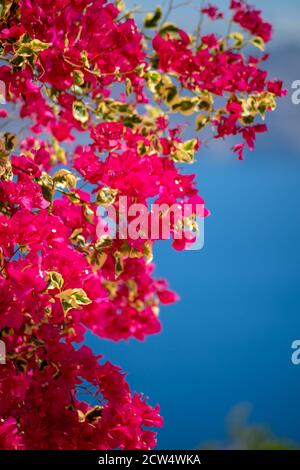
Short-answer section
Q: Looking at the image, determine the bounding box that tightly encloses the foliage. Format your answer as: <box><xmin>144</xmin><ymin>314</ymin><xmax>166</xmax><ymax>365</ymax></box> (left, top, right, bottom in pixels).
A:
<box><xmin>200</xmin><ymin>404</ymin><xmax>298</xmax><ymax>450</ymax></box>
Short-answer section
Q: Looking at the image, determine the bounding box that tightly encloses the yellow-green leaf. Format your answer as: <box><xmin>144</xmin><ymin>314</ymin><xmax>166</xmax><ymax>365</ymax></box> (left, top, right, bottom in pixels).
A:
<box><xmin>80</xmin><ymin>50</ymin><xmax>90</xmax><ymax>68</ymax></box>
<box><xmin>251</xmin><ymin>36</ymin><xmax>266</xmax><ymax>51</ymax></box>
<box><xmin>38</xmin><ymin>172</ymin><xmax>54</xmax><ymax>203</ymax></box>
<box><xmin>16</xmin><ymin>39</ymin><xmax>50</xmax><ymax>56</ymax></box>
<box><xmin>65</xmin><ymin>191</ymin><xmax>82</xmax><ymax>204</ymax></box>
<box><xmin>159</xmin><ymin>23</ymin><xmax>179</xmax><ymax>37</ymax></box>
<box><xmin>73</xmin><ymin>70</ymin><xmax>85</xmax><ymax>86</ymax></box>
<box><xmin>83</xmin><ymin>205</ymin><xmax>94</xmax><ymax>224</ymax></box>
<box><xmin>195</xmin><ymin>114</ymin><xmax>209</xmax><ymax>131</ymax></box>
<box><xmin>51</xmin><ymin>138</ymin><xmax>67</xmax><ymax>165</ymax></box>
<box><xmin>228</xmin><ymin>32</ymin><xmax>244</xmax><ymax>49</ymax></box>
<box><xmin>172</xmin><ymin>139</ymin><xmax>198</xmax><ymax>163</ymax></box>
<box><xmin>30</xmin><ymin>39</ymin><xmax>50</xmax><ymax>52</ymax></box>
<box><xmin>53</xmin><ymin>169</ymin><xmax>78</xmax><ymax>189</ymax></box>
<box><xmin>143</xmin><ymin>240</ymin><xmax>153</xmax><ymax>264</ymax></box>
<box><xmin>72</xmin><ymin>100</ymin><xmax>89</xmax><ymax>124</ymax></box>
<box><xmin>144</xmin><ymin>7</ymin><xmax>162</xmax><ymax>28</ymax></box>
<box><xmin>46</xmin><ymin>271</ymin><xmax>64</xmax><ymax>290</ymax></box>
<box><xmin>56</xmin><ymin>288</ymin><xmax>92</xmax><ymax>313</ymax></box>
<box><xmin>171</xmin><ymin>97</ymin><xmax>198</xmax><ymax>116</ymax></box>
<box><xmin>96</xmin><ymin>187</ymin><xmax>118</xmax><ymax>206</ymax></box>
<box><xmin>114</xmin><ymin>251</ymin><xmax>124</xmax><ymax>278</ymax></box>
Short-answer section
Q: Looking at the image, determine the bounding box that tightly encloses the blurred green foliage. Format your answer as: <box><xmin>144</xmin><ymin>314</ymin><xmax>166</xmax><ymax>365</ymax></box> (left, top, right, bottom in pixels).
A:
<box><xmin>200</xmin><ymin>404</ymin><xmax>298</xmax><ymax>450</ymax></box>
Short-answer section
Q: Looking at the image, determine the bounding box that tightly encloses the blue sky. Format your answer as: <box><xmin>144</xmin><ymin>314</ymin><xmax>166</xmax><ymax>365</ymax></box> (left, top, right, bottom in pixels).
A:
<box><xmin>89</xmin><ymin>0</ymin><xmax>300</xmax><ymax>449</ymax></box>
<box><xmin>126</xmin><ymin>0</ymin><xmax>300</xmax><ymax>45</ymax></box>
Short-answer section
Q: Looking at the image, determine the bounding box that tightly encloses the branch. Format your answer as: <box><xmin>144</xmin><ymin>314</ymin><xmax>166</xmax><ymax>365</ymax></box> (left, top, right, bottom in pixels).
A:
<box><xmin>195</xmin><ymin>0</ymin><xmax>206</xmax><ymax>48</ymax></box>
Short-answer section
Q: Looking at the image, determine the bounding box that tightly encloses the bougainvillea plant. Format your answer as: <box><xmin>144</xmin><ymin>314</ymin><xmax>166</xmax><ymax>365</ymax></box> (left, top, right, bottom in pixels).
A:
<box><xmin>0</xmin><ymin>0</ymin><xmax>285</xmax><ymax>450</ymax></box>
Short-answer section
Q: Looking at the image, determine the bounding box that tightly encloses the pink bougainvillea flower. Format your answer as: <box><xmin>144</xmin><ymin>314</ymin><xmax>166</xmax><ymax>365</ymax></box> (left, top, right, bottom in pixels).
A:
<box><xmin>201</xmin><ymin>4</ymin><xmax>224</xmax><ymax>20</ymax></box>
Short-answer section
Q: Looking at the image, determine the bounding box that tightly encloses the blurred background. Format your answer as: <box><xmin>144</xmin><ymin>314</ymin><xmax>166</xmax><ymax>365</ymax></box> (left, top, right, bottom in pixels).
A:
<box><xmin>89</xmin><ymin>0</ymin><xmax>300</xmax><ymax>449</ymax></box>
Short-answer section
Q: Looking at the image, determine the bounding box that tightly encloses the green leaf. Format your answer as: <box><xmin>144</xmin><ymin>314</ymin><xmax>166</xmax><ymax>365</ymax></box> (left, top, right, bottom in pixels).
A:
<box><xmin>56</xmin><ymin>288</ymin><xmax>92</xmax><ymax>314</ymax></box>
<box><xmin>0</xmin><ymin>159</ymin><xmax>12</xmax><ymax>180</ymax></box>
<box><xmin>51</xmin><ymin>138</ymin><xmax>67</xmax><ymax>165</ymax></box>
<box><xmin>195</xmin><ymin>114</ymin><xmax>209</xmax><ymax>131</ymax></box>
<box><xmin>53</xmin><ymin>169</ymin><xmax>78</xmax><ymax>189</ymax></box>
<box><xmin>143</xmin><ymin>240</ymin><xmax>153</xmax><ymax>264</ymax></box>
<box><xmin>125</xmin><ymin>77</ymin><xmax>133</xmax><ymax>96</ymax></box>
<box><xmin>16</xmin><ymin>39</ymin><xmax>50</xmax><ymax>57</ymax></box>
<box><xmin>122</xmin><ymin>114</ymin><xmax>142</xmax><ymax>129</ymax></box>
<box><xmin>30</xmin><ymin>39</ymin><xmax>50</xmax><ymax>52</ymax></box>
<box><xmin>38</xmin><ymin>172</ymin><xmax>54</xmax><ymax>203</ymax></box>
<box><xmin>84</xmin><ymin>406</ymin><xmax>104</xmax><ymax>423</ymax></box>
<box><xmin>228</xmin><ymin>32</ymin><xmax>244</xmax><ymax>49</ymax></box>
<box><xmin>114</xmin><ymin>251</ymin><xmax>124</xmax><ymax>278</ymax></box>
<box><xmin>80</xmin><ymin>50</ymin><xmax>90</xmax><ymax>68</ymax></box>
<box><xmin>3</xmin><ymin>132</ymin><xmax>16</xmax><ymax>152</ymax></box>
<box><xmin>146</xmin><ymin>70</ymin><xmax>161</xmax><ymax>93</ymax></box>
<box><xmin>172</xmin><ymin>97</ymin><xmax>198</xmax><ymax>115</ymax></box>
<box><xmin>147</xmin><ymin>73</ymin><xmax>179</xmax><ymax>105</ymax></box>
<box><xmin>16</xmin><ymin>45</ymin><xmax>34</xmax><ymax>57</ymax></box>
<box><xmin>159</xmin><ymin>23</ymin><xmax>179</xmax><ymax>37</ymax></box>
<box><xmin>83</xmin><ymin>205</ymin><xmax>94</xmax><ymax>224</ymax></box>
<box><xmin>144</xmin><ymin>7</ymin><xmax>162</xmax><ymax>28</ymax></box>
<box><xmin>72</xmin><ymin>100</ymin><xmax>89</xmax><ymax>124</ymax></box>
<box><xmin>165</xmin><ymin>85</ymin><xmax>178</xmax><ymax>104</ymax></box>
<box><xmin>172</xmin><ymin>139</ymin><xmax>198</xmax><ymax>163</ymax></box>
<box><xmin>197</xmin><ymin>91</ymin><xmax>214</xmax><ymax>111</ymax></box>
<box><xmin>65</xmin><ymin>192</ymin><xmax>82</xmax><ymax>204</ymax></box>
<box><xmin>251</xmin><ymin>36</ymin><xmax>266</xmax><ymax>51</ymax></box>
<box><xmin>115</xmin><ymin>0</ymin><xmax>125</xmax><ymax>12</ymax></box>
<box><xmin>96</xmin><ymin>187</ymin><xmax>118</xmax><ymax>206</ymax></box>
<box><xmin>73</xmin><ymin>70</ymin><xmax>85</xmax><ymax>86</ymax></box>
<box><xmin>46</xmin><ymin>271</ymin><xmax>64</xmax><ymax>290</ymax></box>
<box><xmin>70</xmin><ymin>228</ymin><xmax>86</xmax><ymax>247</ymax></box>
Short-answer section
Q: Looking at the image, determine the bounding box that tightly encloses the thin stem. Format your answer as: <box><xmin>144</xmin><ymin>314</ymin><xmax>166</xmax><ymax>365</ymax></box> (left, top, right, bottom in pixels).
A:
<box><xmin>195</xmin><ymin>0</ymin><xmax>205</xmax><ymax>48</ymax></box>
<box><xmin>12</xmin><ymin>163</ymin><xmax>31</xmax><ymax>176</ymax></box>
<box><xmin>56</xmin><ymin>186</ymin><xmax>97</xmax><ymax>206</ymax></box>
<box><xmin>0</xmin><ymin>246</ymin><xmax>21</xmax><ymax>274</ymax></box>
<box><xmin>63</xmin><ymin>55</ymin><xmax>137</xmax><ymax>78</ymax></box>
<box><xmin>223</xmin><ymin>16</ymin><xmax>233</xmax><ymax>49</ymax></box>
<box><xmin>78</xmin><ymin>180</ymin><xmax>89</xmax><ymax>191</ymax></box>
<box><xmin>173</xmin><ymin>1</ymin><xmax>192</xmax><ymax>9</ymax></box>
<box><xmin>0</xmin><ymin>118</ymin><xmax>14</xmax><ymax>131</ymax></box>
<box><xmin>117</xmin><ymin>5</ymin><xmax>142</xmax><ymax>23</ymax></box>
<box><xmin>161</xmin><ymin>0</ymin><xmax>174</xmax><ymax>25</ymax></box>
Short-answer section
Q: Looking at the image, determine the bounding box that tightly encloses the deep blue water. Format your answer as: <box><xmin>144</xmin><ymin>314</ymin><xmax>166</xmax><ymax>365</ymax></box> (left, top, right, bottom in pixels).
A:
<box><xmin>88</xmin><ymin>0</ymin><xmax>300</xmax><ymax>449</ymax></box>
<box><xmin>89</xmin><ymin>147</ymin><xmax>300</xmax><ymax>449</ymax></box>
